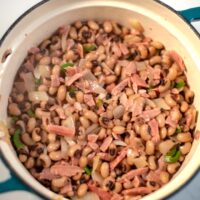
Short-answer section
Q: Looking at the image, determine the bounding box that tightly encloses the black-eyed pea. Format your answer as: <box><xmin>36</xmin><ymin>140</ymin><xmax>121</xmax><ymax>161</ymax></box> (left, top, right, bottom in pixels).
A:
<box><xmin>32</xmin><ymin>128</ymin><xmax>41</xmax><ymax>142</ymax></box>
<box><xmin>151</xmin><ymin>41</ymin><xmax>164</xmax><ymax>49</ymax></box>
<box><xmin>158</xmin><ymin>79</ymin><xmax>171</xmax><ymax>93</ymax></box>
<box><xmin>82</xmin><ymin>146</ymin><xmax>92</xmax><ymax>156</ymax></box>
<box><xmin>100</xmin><ymin>162</ymin><xmax>110</xmax><ymax>178</ymax></box>
<box><xmin>148</xmin><ymin>156</ymin><xmax>157</xmax><ymax>170</ymax></box>
<box><xmin>52</xmin><ymin>65</ymin><xmax>60</xmax><ymax>76</ymax></box>
<box><xmin>114</xmin><ymin>182</ymin><xmax>122</xmax><ymax>193</ymax></box>
<box><xmin>39</xmin><ymin>56</ymin><xmax>51</xmax><ymax>65</ymax></box>
<box><xmin>167</xmin><ymin>162</ymin><xmax>180</xmax><ymax>174</ymax></box>
<box><xmin>156</xmin><ymin>114</ymin><xmax>165</xmax><ymax>128</ymax></box>
<box><xmin>148</xmin><ymin>46</ymin><xmax>157</xmax><ymax>57</ymax></box>
<box><xmin>146</xmin><ymin>141</ymin><xmax>155</xmax><ymax>155</ymax></box>
<box><xmin>138</xmin><ymin>45</ymin><xmax>148</xmax><ymax>59</ymax></box>
<box><xmin>114</xmin><ymin>65</ymin><xmax>121</xmax><ymax>76</ymax></box>
<box><xmin>52</xmin><ymin>177</ymin><xmax>67</xmax><ymax>188</ymax></box>
<box><xmin>103</xmin><ymin>21</ymin><xmax>113</xmax><ymax>33</ymax></box>
<box><xmin>164</xmin><ymin>93</ymin><xmax>177</xmax><ymax>107</ymax></box>
<box><xmin>69</xmin><ymin>27</ymin><xmax>78</xmax><ymax>39</ymax></box>
<box><xmin>16</xmin><ymin>94</ymin><xmax>24</xmax><ymax>102</ymax></box>
<box><xmin>160</xmin><ymin>171</ymin><xmax>170</xmax><ymax>184</ymax></box>
<box><xmin>21</xmin><ymin>133</ymin><xmax>34</xmax><ymax>146</ymax></box>
<box><xmin>39</xmin><ymin>154</ymin><xmax>51</xmax><ymax>168</ymax></box>
<box><xmin>57</xmin><ymin>85</ymin><xmax>66</xmax><ymax>101</ymax></box>
<box><xmin>25</xmin><ymin>157</ymin><xmax>35</xmax><ymax>169</ymax></box>
<box><xmin>123</xmin><ymin>180</ymin><xmax>133</xmax><ymax>189</ymax></box>
<box><xmin>180</xmin><ymin>142</ymin><xmax>192</xmax><ymax>155</ymax></box>
<box><xmin>8</xmin><ymin>103</ymin><xmax>21</xmax><ymax>116</ymax></box>
<box><xmin>68</xmin><ymin>144</ymin><xmax>81</xmax><ymax>157</ymax></box>
<box><xmin>38</xmin><ymin>85</ymin><xmax>48</xmax><ymax>92</ymax></box>
<box><xmin>167</xmin><ymin>63</ymin><xmax>178</xmax><ymax>81</ymax></box>
<box><xmin>112</xmin><ymin>126</ymin><xmax>125</xmax><ymax>134</ymax></box>
<box><xmin>76</xmin><ymin>91</ymin><xmax>84</xmax><ymax>103</ymax></box>
<box><xmin>160</xmin><ymin>127</ymin><xmax>167</xmax><ymax>139</ymax></box>
<box><xmin>98</xmin><ymin>128</ymin><xmax>106</xmax><ymax>140</ymax></box>
<box><xmin>47</xmin><ymin>141</ymin><xmax>60</xmax><ymax>152</ymax></box>
<box><xmin>27</xmin><ymin>118</ymin><xmax>36</xmax><ymax>132</ymax></box>
<box><xmin>66</xmin><ymin>92</ymin><xmax>75</xmax><ymax>104</ymax></box>
<box><xmin>177</xmin><ymin>132</ymin><xmax>192</xmax><ymax>143</ymax></box>
<box><xmin>79</xmin><ymin>156</ymin><xmax>88</xmax><ymax>168</ymax></box>
<box><xmin>167</xmin><ymin>127</ymin><xmax>176</xmax><ymax>137</ymax></box>
<box><xmin>49</xmin><ymin>151</ymin><xmax>62</xmax><ymax>161</ymax></box>
<box><xmin>149</xmin><ymin>56</ymin><xmax>162</xmax><ymax>65</ymax></box>
<box><xmin>48</xmin><ymin>133</ymin><xmax>56</xmax><ymax>143</ymax></box>
<box><xmin>180</xmin><ymin>101</ymin><xmax>189</xmax><ymax>113</ymax></box>
<box><xmin>49</xmin><ymin>86</ymin><xmax>57</xmax><ymax>95</ymax></box>
<box><xmin>88</xmin><ymin>20</ymin><xmax>99</xmax><ymax>30</ymax></box>
<box><xmin>80</xmin><ymin>116</ymin><xmax>90</xmax><ymax>129</ymax></box>
<box><xmin>140</xmin><ymin>124</ymin><xmax>151</xmax><ymax>141</ymax></box>
<box><xmin>123</xmin><ymin>112</ymin><xmax>131</xmax><ymax>122</ymax></box>
<box><xmin>84</xmin><ymin>110</ymin><xmax>98</xmax><ymax>123</ymax></box>
<box><xmin>105</xmin><ymin>75</ymin><xmax>117</xmax><ymax>84</ymax></box>
<box><xmin>19</xmin><ymin>154</ymin><xmax>27</xmax><ymax>163</ymax></box>
<box><xmin>77</xmin><ymin>184</ymin><xmax>88</xmax><ymax>197</ymax></box>
<box><xmin>184</xmin><ymin>88</ymin><xmax>194</xmax><ymax>103</ymax></box>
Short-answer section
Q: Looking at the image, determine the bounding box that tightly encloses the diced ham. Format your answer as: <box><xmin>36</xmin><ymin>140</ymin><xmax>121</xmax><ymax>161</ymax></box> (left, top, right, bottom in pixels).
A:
<box><xmin>50</xmin><ymin>162</ymin><xmax>82</xmax><ymax>177</ymax></box>
<box><xmin>131</xmin><ymin>74</ymin><xmax>148</xmax><ymax>93</ymax></box>
<box><xmin>121</xmin><ymin>167</ymin><xmax>148</xmax><ymax>182</ymax></box>
<box><xmin>148</xmin><ymin>118</ymin><xmax>160</xmax><ymax>143</ymax></box>
<box><xmin>111</xmin><ymin>78</ymin><xmax>130</xmax><ymax>95</ymax></box>
<box><xmin>97</xmin><ymin>106</ymin><xmax>105</xmax><ymax>115</ymax></box>
<box><xmin>119</xmin><ymin>43</ymin><xmax>129</xmax><ymax>55</ymax></box>
<box><xmin>88</xmin><ymin>182</ymin><xmax>112</xmax><ymax>200</ymax></box>
<box><xmin>147</xmin><ymin>65</ymin><xmax>161</xmax><ymax>80</ymax></box>
<box><xmin>51</xmin><ymin>74</ymin><xmax>60</xmax><ymax>87</ymax></box>
<box><xmin>71</xmin><ymin>157</ymin><xmax>79</xmax><ymax>166</ymax></box>
<box><xmin>77</xmin><ymin>43</ymin><xmax>84</xmax><ymax>58</ymax></box>
<box><xmin>106</xmin><ymin>83</ymin><xmax>116</xmax><ymax>93</ymax></box>
<box><xmin>88</xmin><ymin>134</ymin><xmax>98</xmax><ymax>143</ymax></box>
<box><xmin>66</xmin><ymin>67</ymin><xmax>78</xmax><ymax>76</ymax></box>
<box><xmin>47</xmin><ymin>124</ymin><xmax>75</xmax><ymax>137</ymax></box>
<box><xmin>88</xmin><ymin>142</ymin><xmax>99</xmax><ymax>150</ymax></box>
<box><xmin>98</xmin><ymin>152</ymin><xmax>112</xmax><ymax>161</ymax></box>
<box><xmin>100</xmin><ymin>136</ymin><xmax>113</xmax><ymax>152</ymax></box>
<box><xmin>146</xmin><ymin>171</ymin><xmax>161</xmax><ymax>184</ymax></box>
<box><xmin>39</xmin><ymin>168</ymin><xmax>59</xmax><ymax>180</ymax></box>
<box><xmin>112</xmin><ymin>43</ymin><xmax>122</xmax><ymax>57</ymax></box>
<box><xmin>120</xmin><ymin>93</ymin><xmax>128</xmax><ymax>107</ymax></box>
<box><xmin>169</xmin><ymin>51</ymin><xmax>185</xmax><ymax>71</ymax></box>
<box><xmin>133</xmin><ymin>176</ymin><xmax>141</xmax><ymax>188</ymax></box>
<box><xmin>65</xmin><ymin>69</ymin><xmax>88</xmax><ymax>86</ymax></box>
<box><xmin>128</xmin><ymin>97</ymin><xmax>145</xmax><ymax>117</ymax></box>
<box><xmin>111</xmin><ymin>193</ymin><xmax>123</xmax><ymax>200</ymax></box>
<box><xmin>125</xmin><ymin>61</ymin><xmax>137</xmax><ymax>76</ymax></box>
<box><xmin>74</xmin><ymin>102</ymin><xmax>82</xmax><ymax>111</ymax></box>
<box><xmin>141</xmin><ymin>108</ymin><xmax>161</xmax><ymax>121</ymax></box>
<box><xmin>84</xmin><ymin>94</ymin><xmax>95</xmax><ymax>107</ymax></box>
<box><xmin>165</xmin><ymin>115</ymin><xmax>177</xmax><ymax>128</ymax></box>
<box><xmin>66</xmin><ymin>39</ymin><xmax>75</xmax><ymax>51</ymax></box>
<box><xmin>118</xmin><ymin>60</ymin><xmax>130</xmax><ymax>67</ymax></box>
<box><xmin>87</xmin><ymin>152</ymin><xmax>96</xmax><ymax>161</ymax></box>
<box><xmin>110</xmin><ymin>148</ymin><xmax>128</xmax><ymax>170</ymax></box>
<box><xmin>122</xmin><ymin>187</ymin><xmax>152</xmax><ymax>195</ymax></box>
<box><xmin>129</xmin><ymin>137</ymin><xmax>145</xmax><ymax>153</ymax></box>
<box><xmin>194</xmin><ymin>130</ymin><xmax>200</xmax><ymax>140</ymax></box>
<box><xmin>60</xmin><ymin>183</ymin><xmax>73</xmax><ymax>194</ymax></box>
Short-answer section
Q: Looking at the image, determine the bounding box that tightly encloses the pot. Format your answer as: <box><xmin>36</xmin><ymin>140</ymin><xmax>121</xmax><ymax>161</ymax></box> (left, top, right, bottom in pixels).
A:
<box><xmin>0</xmin><ymin>0</ymin><xmax>200</xmax><ymax>199</ymax></box>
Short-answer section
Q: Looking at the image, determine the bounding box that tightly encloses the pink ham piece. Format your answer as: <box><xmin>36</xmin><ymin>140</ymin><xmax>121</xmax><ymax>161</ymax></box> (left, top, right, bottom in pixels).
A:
<box><xmin>66</xmin><ymin>39</ymin><xmax>75</xmax><ymax>51</ymax></box>
<box><xmin>111</xmin><ymin>193</ymin><xmax>123</xmax><ymax>200</ymax></box>
<box><xmin>133</xmin><ymin>176</ymin><xmax>141</xmax><ymax>188</ymax></box>
<box><xmin>88</xmin><ymin>142</ymin><xmax>99</xmax><ymax>150</ymax></box>
<box><xmin>122</xmin><ymin>187</ymin><xmax>152</xmax><ymax>195</ymax></box>
<box><xmin>147</xmin><ymin>65</ymin><xmax>161</xmax><ymax>80</ymax></box>
<box><xmin>66</xmin><ymin>67</ymin><xmax>78</xmax><ymax>76</ymax></box>
<box><xmin>110</xmin><ymin>148</ymin><xmax>128</xmax><ymax>170</ymax></box>
<box><xmin>60</xmin><ymin>183</ymin><xmax>73</xmax><ymax>194</ymax></box>
<box><xmin>100</xmin><ymin>136</ymin><xmax>113</xmax><ymax>152</ymax></box>
<box><xmin>97</xmin><ymin>106</ymin><xmax>105</xmax><ymax>115</ymax></box>
<box><xmin>128</xmin><ymin>97</ymin><xmax>145</xmax><ymax>117</ymax></box>
<box><xmin>84</xmin><ymin>94</ymin><xmax>95</xmax><ymax>107</ymax></box>
<box><xmin>88</xmin><ymin>182</ymin><xmax>112</xmax><ymax>200</ymax></box>
<box><xmin>119</xmin><ymin>43</ymin><xmax>129</xmax><ymax>55</ymax></box>
<box><xmin>131</xmin><ymin>74</ymin><xmax>148</xmax><ymax>93</ymax></box>
<box><xmin>120</xmin><ymin>167</ymin><xmax>148</xmax><ymax>182</ymax></box>
<box><xmin>141</xmin><ymin>108</ymin><xmax>161</xmax><ymax>121</ymax></box>
<box><xmin>39</xmin><ymin>168</ymin><xmax>59</xmax><ymax>180</ymax></box>
<box><xmin>165</xmin><ymin>115</ymin><xmax>177</xmax><ymax>128</ymax></box>
<box><xmin>47</xmin><ymin>124</ymin><xmax>75</xmax><ymax>137</ymax></box>
<box><xmin>51</xmin><ymin>74</ymin><xmax>60</xmax><ymax>87</ymax></box>
<box><xmin>65</xmin><ymin>69</ymin><xmax>88</xmax><ymax>86</ymax></box>
<box><xmin>125</xmin><ymin>61</ymin><xmax>137</xmax><ymax>76</ymax></box>
<box><xmin>111</xmin><ymin>78</ymin><xmax>130</xmax><ymax>95</ymax></box>
<box><xmin>106</xmin><ymin>83</ymin><xmax>116</xmax><ymax>93</ymax></box>
<box><xmin>146</xmin><ymin>171</ymin><xmax>161</xmax><ymax>184</ymax></box>
<box><xmin>98</xmin><ymin>152</ymin><xmax>112</xmax><ymax>161</ymax></box>
<box><xmin>50</xmin><ymin>162</ymin><xmax>82</xmax><ymax>177</ymax></box>
<box><xmin>88</xmin><ymin>134</ymin><xmax>98</xmax><ymax>143</ymax></box>
<box><xmin>169</xmin><ymin>51</ymin><xmax>185</xmax><ymax>71</ymax></box>
<box><xmin>112</xmin><ymin>43</ymin><xmax>122</xmax><ymax>57</ymax></box>
<box><xmin>148</xmin><ymin>118</ymin><xmax>160</xmax><ymax>143</ymax></box>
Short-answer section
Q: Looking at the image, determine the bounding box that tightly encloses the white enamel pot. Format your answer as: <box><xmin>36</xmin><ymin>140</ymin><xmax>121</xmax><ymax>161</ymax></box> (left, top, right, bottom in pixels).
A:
<box><xmin>0</xmin><ymin>0</ymin><xmax>200</xmax><ymax>199</ymax></box>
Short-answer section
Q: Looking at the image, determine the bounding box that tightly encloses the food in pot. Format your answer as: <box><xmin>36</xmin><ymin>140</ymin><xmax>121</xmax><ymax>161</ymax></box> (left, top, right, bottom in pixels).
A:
<box><xmin>7</xmin><ymin>19</ymin><xmax>197</xmax><ymax>199</ymax></box>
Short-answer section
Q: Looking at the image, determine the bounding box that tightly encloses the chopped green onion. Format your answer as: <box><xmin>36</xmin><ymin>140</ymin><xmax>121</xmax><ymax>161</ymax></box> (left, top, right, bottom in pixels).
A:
<box><xmin>83</xmin><ymin>44</ymin><xmax>97</xmax><ymax>53</ymax></box>
<box><xmin>61</xmin><ymin>62</ymin><xmax>74</xmax><ymax>71</ymax></box>
<box><xmin>175</xmin><ymin>127</ymin><xmax>182</xmax><ymax>134</ymax></box>
<box><xmin>11</xmin><ymin>116</ymin><xmax>18</xmax><ymax>124</ymax></box>
<box><xmin>96</xmin><ymin>98</ymin><xmax>103</xmax><ymax>108</ymax></box>
<box><xmin>68</xmin><ymin>87</ymin><xmax>77</xmax><ymax>97</ymax></box>
<box><xmin>84</xmin><ymin>166</ymin><xmax>92</xmax><ymax>176</ymax></box>
<box><xmin>35</xmin><ymin>78</ymin><xmax>41</xmax><ymax>86</ymax></box>
<box><xmin>12</xmin><ymin>129</ymin><xmax>24</xmax><ymax>150</ymax></box>
<box><xmin>175</xmin><ymin>80</ymin><xmax>185</xmax><ymax>89</ymax></box>
<box><xmin>27</xmin><ymin>109</ymin><xmax>35</xmax><ymax>118</ymax></box>
<box><xmin>164</xmin><ymin>144</ymin><xmax>181</xmax><ymax>163</ymax></box>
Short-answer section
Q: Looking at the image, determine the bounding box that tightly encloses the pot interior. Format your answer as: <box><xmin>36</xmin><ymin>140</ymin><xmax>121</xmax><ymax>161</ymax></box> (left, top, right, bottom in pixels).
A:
<box><xmin>0</xmin><ymin>0</ymin><xmax>200</xmax><ymax>200</ymax></box>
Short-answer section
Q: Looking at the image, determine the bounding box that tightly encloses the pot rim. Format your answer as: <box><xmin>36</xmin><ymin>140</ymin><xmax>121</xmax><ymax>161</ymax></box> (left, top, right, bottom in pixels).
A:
<box><xmin>0</xmin><ymin>0</ymin><xmax>200</xmax><ymax>200</ymax></box>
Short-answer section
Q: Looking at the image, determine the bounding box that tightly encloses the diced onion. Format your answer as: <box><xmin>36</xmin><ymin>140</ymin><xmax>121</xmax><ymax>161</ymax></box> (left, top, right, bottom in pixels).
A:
<box><xmin>28</xmin><ymin>91</ymin><xmax>49</xmax><ymax>101</ymax></box>
<box><xmin>72</xmin><ymin>192</ymin><xmax>100</xmax><ymax>200</ymax></box>
<box><xmin>159</xmin><ymin>140</ymin><xmax>175</xmax><ymax>155</ymax></box>
<box><xmin>153</xmin><ymin>98</ymin><xmax>170</xmax><ymax>110</ymax></box>
<box><xmin>113</xmin><ymin>140</ymin><xmax>127</xmax><ymax>147</ymax></box>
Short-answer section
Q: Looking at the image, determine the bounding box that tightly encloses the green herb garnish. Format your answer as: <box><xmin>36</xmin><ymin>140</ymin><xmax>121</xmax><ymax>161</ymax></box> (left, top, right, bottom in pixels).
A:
<box><xmin>84</xmin><ymin>166</ymin><xmax>92</xmax><ymax>176</ymax></box>
<box><xmin>175</xmin><ymin>80</ymin><xmax>185</xmax><ymax>89</ymax></box>
<box><xmin>11</xmin><ymin>116</ymin><xmax>18</xmax><ymax>124</ymax></box>
<box><xmin>27</xmin><ymin>109</ymin><xmax>35</xmax><ymax>118</ymax></box>
<box><xmin>175</xmin><ymin>127</ymin><xmax>182</xmax><ymax>134</ymax></box>
<box><xmin>61</xmin><ymin>62</ymin><xmax>74</xmax><ymax>71</ymax></box>
<box><xmin>83</xmin><ymin>44</ymin><xmax>97</xmax><ymax>53</ymax></box>
<box><xmin>68</xmin><ymin>87</ymin><xmax>77</xmax><ymax>97</ymax></box>
<box><xmin>35</xmin><ymin>78</ymin><xmax>41</xmax><ymax>86</ymax></box>
<box><xmin>96</xmin><ymin>98</ymin><xmax>103</xmax><ymax>108</ymax></box>
<box><xmin>12</xmin><ymin>129</ymin><xmax>24</xmax><ymax>150</ymax></box>
<box><xmin>164</xmin><ymin>144</ymin><xmax>181</xmax><ymax>163</ymax></box>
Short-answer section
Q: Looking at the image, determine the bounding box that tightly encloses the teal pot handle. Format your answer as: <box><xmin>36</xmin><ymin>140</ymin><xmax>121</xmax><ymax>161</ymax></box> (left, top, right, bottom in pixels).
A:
<box><xmin>179</xmin><ymin>7</ymin><xmax>200</xmax><ymax>23</ymax></box>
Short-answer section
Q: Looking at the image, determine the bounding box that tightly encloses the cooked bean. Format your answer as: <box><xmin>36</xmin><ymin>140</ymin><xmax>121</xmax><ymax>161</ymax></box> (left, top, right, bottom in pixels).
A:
<box><xmin>49</xmin><ymin>151</ymin><xmax>62</xmax><ymax>161</ymax></box>
<box><xmin>114</xmin><ymin>65</ymin><xmax>121</xmax><ymax>76</ymax></box>
<box><xmin>158</xmin><ymin>79</ymin><xmax>171</xmax><ymax>93</ymax></box>
<box><xmin>167</xmin><ymin>127</ymin><xmax>176</xmax><ymax>137</ymax></box>
<box><xmin>84</xmin><ymin>110</ymin><xmax>98</xmax><ymax>123</ymax></box>
<box><xmin>103</xmin><ymin>21</ymin><xmax>113</xmax><ymax>33</ymax></box>
<box><xmin>47</xmin><ymin>141</ymin><xmax>60</xmax><ymax>152</ymax></box>
<box><xmin>32</xmin><ymin>128</ymin><xmax>41</xmax><ymax>142</ymax></box>
<box><xmin>150</xmin><ymin>56</ymin><xmax>162</xmax><ymax>65</ymax></box>
<box><xmin>177</xmin><ymin>132</ymin><xmax>192</xmax><ymax>143</ymax></box>
<box><xmin>146</xmin><ymin>141</ymin><xmax>155</xmax><ymax>155</ymax></box>
<box><xmin>82</xmin><ymin>146</ymin><xmax>92</xmax><ymax>156</ymax></box>
<box><xmin>88</xmin><ymin>20</ymin><xmax>99</xmax><ymax>30</ymax></box>
<box><xmin>76</xmin><ymin>91</ymin><xmax>84</xmax><ymax>103</ymax></box>
<box><xmin>123</xmin><ymin>180</ymin><xmax>133</xmax><ymax>189</ymax></box>
<box><xmin>79</xmin><ymin>156</ymin><xmax>88</xmax><ymax>168</ymax></box>
<box><xmin>151</xmin><ymin>41</ymin><xmax>164</xmax><ymax>49</ymax></box>
<box><xmin>180</xmin><ymin>101</ymin><xmax>189</xmax><ymax>113</ymax></box>
<box><xmin>21</xmin><ymin>133</ymin><xmax>34</xmax><ymax>146</ymax></box>
<box><xmin>69</xmin><ymin>27</ymin><xmax>78</xmax><ymax>39</ymax></box>
<box><xmin>167</xmin><ymin>63</ymin><xmax>178</xmax><ymax>81</ymax></box>
<box><xmin>39</xmin><ymin>56</ymin><xmax>51</xmax><ymax>65</ymax></box>
<box><xmin>77</xmin><ymin>184</ymin><xmax>88</xmax><ymax>197</ymax></box>
<box><xmin>68</xmin><ymin>144</ymin><xmax>81</xmax><ymax>157</ymax></box>
<box><xmin>27</xmin><ymin>118</ymin><xmax>36</xmax><ymax>132</ymax></box>
<box><xmin>52</xmin><ymin>65</ymin><xmax>60</xmax><ymax>76</ymax></box>
<box><xmin>39</xmin><ymin>154</ymin><xmax>51</xmax><ymax>168</ymax></box>
<box><xmin>25</xmin><ymin>157</ymin><xmax>35</xmax><ymax>169</ymax></box>
<box><xmin>80</xmin><ymin>116</ymin><xmax>90</xmax><ymax>128</ymax></box>
<box><xmin>100</xmin><ymin>162</ymin><xmax>110</xmax><ymax>178</ymax></box>
<box><xmin>48</xmin><ymin>133</ymin><xmax>56</xmax><ymax>143</ymax></box>
<box><xmin>19</xmin><ymin>154</ymin><xmax>27</xmax><ymax>163</ymax></box>
<box><xmin>165</xmin><ymin>93</ymin><xmax>177</xmax><ymax>107</ymax></box>
<box><xmin>8</xmin><ymin>103</ymin><xmax>21</xmax><ymax>116</ymax></box>
<box><xmin>98</xmin><ymin>128</ymin><xmax>106</xmax><ymax>140</ymax></box>
<box><xmin>105</xmin><ymin>75</ymin><xmax>117</xmax><ymax>84</ymax></box>
<box><xmin>148</xmin><ymin>156</ymin><xmax>157</xmax><ymax>170</ymax></box>
<box><xmin>156</xmin><ymin>114</ymin><xmax>165</xmax><ymax>128</ymax></box>
<box><xmin>160</xmin><ymin>171</ymin><xmax>170</xmax><ymax>184</ymax></box>
<box><xmin>160</xmin><ymin>127</ymin><xmax>167</xmax><ymax>139</ymax></box>
<box><xmin>52</xmin><ymin>177</ymin><xmax>67</xmax><ymax>188</ymax></box>
<box><xmin>112</xmin><ymin>126</ymin><xmax>125</xmax><ymax>134</ymax></box>
<box><xmin>114</xmin><ymin>182</ymin><xmax>122</xmax><ymax>193</ymax></box>
<box><xmin>57</xmin><ymin>85</ymin><xmax>66</xmax><ymax>101</ymax></box>
<box><xmin>138</xmin><ymin>45</ymin><xmax>148</xmax><ymax>59</ymax></box>
<box><xmin>167</xmin><ymin>162</ymin><xmax>180</xmax><ymax>174</ymax></box>
<box><xmin>140</xmin><ymin>124</ymin><xmax>151</xmax><ymax>141</ymax></box>
<box><xmin>180</xmin><ymin>142</ymin><xmax>192</xmax><ymax>154</ymax></box>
